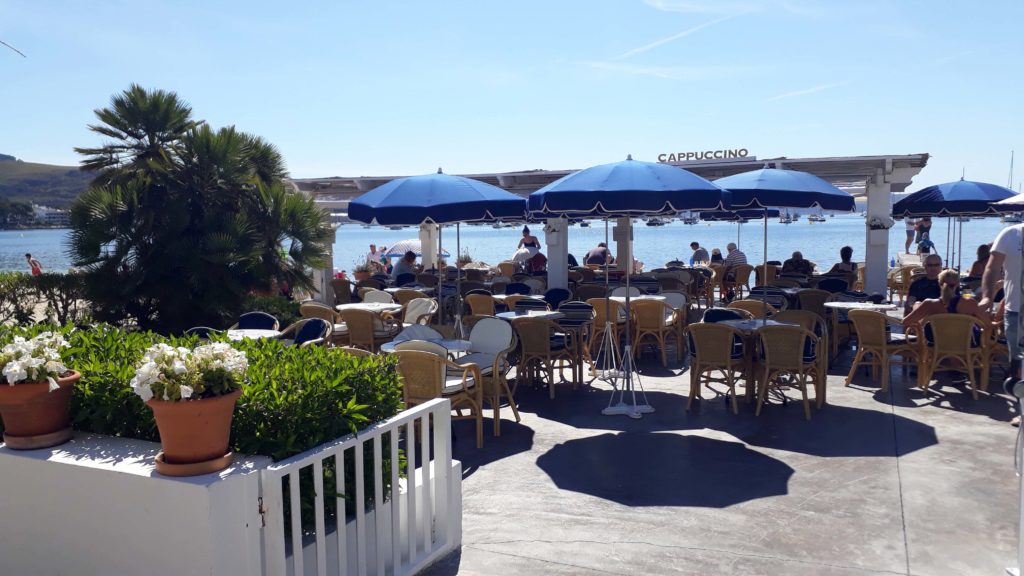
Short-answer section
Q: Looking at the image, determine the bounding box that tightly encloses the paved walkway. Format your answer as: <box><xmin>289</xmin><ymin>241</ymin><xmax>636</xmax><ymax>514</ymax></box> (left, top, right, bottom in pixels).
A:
<box><xmin>425</xmin><ymin>346</ymin><xmax>1021</xmax><ymax>576</ymax></box>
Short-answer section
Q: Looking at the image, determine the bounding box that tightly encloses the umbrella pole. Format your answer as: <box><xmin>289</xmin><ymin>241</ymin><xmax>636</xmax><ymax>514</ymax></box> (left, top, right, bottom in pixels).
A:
<box><xmin>945</xmin><ymin>218</ymin><xmax>951</xmax><ymax>265</ymax></box>
<box><xmin>602</xmin><ymin>215</ymin><xmax>653</xmax><ymax>419</ymax></box>
<box><xmin>437</xmin><ymin>225</ymin><xmax>444</xmax><ymax>325</ymax></box>
<box><xmin>762</xmin><ymin>208</ymin><xmax>769</xmax><ymax>325</ymax></box>
<box><xmin>596</xmin><ymin>218</ymin><xmax>621</xmax><ymax>383</ymax></box>
<box><xmin>958</xmin><ymin>219</ymin><xmax>964</xmax><ymax>272</ymax></box>
<box><xmin>455</xmin><ymin>223</ymin><xmax>463</xmax><ymax>338</ymax></box>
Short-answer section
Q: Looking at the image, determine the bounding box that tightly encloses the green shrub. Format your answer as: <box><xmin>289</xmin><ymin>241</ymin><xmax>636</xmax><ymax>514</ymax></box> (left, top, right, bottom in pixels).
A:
<box><xmin>0</xmin><ymin>272</ymin><xmax>34</xmax><ymax>325</ymax></box>
<box><xmin>27</xmin><ymin>272</ymin><xmax>91</xmax><ymax>326</ymax></box>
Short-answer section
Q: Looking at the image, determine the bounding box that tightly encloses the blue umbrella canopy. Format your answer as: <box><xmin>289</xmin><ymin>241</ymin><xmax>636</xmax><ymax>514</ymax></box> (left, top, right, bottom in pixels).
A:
<box><xmin>699</xmin><ymin>209</ymin><xmax>780</xmax><ymax>222</ymax></box>
<box><xmin>528</xmin><ymin>156</ymin><xmax>727</xmax><ymax>218</ymax></box>
<box><xmin>714</xmin><ymin>168</ymin><xmax>855</xmax><ymax>212</ymax></box>
<box><xmin>892</xmin><ymin>179</ymin><xmax>1017</xmax><ymax>217</ymax></box>
<box><xmin>348</xmin><ymin>170</ymin><xmax>527</xmax><ymax>225</ymax></box>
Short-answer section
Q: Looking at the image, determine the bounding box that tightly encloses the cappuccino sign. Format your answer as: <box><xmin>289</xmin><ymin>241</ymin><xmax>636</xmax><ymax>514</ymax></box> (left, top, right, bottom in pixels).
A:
<box><xmin>658</xmin><ymin>148</ymin><xmax>750</xmax><ymax>162</ymax></box>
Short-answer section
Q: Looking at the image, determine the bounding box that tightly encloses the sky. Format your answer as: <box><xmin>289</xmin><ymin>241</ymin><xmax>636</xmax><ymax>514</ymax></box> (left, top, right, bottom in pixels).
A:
<box><xmin>2</xmin><ymin>0</ymin><xmax>1022</xmax><ymax>190</ymax></box>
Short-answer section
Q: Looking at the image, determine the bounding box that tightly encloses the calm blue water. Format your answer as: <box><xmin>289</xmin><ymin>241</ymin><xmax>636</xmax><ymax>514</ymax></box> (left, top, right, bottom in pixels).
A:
<box><xmin>0</xmin><ymin>216</ymin><xmax>1009</xmax><ymax>275</ymax></box>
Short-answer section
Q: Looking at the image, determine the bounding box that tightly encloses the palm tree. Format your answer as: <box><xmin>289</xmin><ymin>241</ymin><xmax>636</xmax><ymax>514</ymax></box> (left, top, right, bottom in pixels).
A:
<box><xmin>74</xmin><ymin>84</ymin><xmax>202</xmax><ymax>186</ymax></box>
<box><xmin>69</xmin><ymin>86</ymin><xmax>330</xmax><ymax>333</ymax></box>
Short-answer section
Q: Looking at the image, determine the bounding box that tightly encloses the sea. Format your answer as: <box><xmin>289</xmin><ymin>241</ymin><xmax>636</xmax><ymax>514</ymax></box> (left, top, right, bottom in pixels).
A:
<box><xmin>0</xmin><ymin>216</ymin><xmax>1010</xmax><ymax>275</ymax></box>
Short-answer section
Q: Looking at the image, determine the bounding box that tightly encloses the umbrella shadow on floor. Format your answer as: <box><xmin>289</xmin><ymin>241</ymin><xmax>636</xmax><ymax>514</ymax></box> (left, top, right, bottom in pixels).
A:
<box><xmin>536</xmin><ymin>432</ymin><xmax>794</xmax><ymax>507</ymax></box>
<box><xmin>451</xmin><ymin>418</ymin><xmax>535</xmax><ymax>479</ymax></box>
<box><xmin>515</xmin><ymin>375</ymin><xmax>939</xmax><ymax>458</ymax></box>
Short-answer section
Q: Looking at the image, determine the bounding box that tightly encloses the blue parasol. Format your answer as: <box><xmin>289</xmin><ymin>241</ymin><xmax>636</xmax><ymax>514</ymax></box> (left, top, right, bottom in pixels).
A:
<box><xmin>698</xmin><ymin>209</ymin><xmax>780</xmax><ymax>221</ymax></box>
<box><xmin>715</xmin><ymin>167</ymin><xmax>855</xmax><ymax>212</ymax></box>
<box><xmin>528</xmin><ymin>155</ymin><xmax>727</xmax><ymax>217</ymax></box>
<box><xmin>892</xmin><ymin>179</ymin><xmax>1016</xmax><ymax>217</ymax></box>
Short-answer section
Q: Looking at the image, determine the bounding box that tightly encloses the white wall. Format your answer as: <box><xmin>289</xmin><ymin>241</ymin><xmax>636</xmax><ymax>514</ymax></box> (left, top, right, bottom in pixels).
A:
<box><xmin>0</xmin><ymin>433</ymin><xmax>270</xmax><ymax>576</ymax></box>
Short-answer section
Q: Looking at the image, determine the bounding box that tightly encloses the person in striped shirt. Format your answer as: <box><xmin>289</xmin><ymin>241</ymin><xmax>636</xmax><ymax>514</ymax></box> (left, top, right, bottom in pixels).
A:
<box><xmin>722</xmin><ymin>243</ymin><xmax>748</xmax><ymax>301</ymax></box>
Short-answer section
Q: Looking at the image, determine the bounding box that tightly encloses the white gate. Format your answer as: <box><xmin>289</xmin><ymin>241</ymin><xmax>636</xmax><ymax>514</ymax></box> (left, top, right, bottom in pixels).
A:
<box><xmin>259</xmin><ymin>399</ymin><xmax>461</xmax><ymax>576</ymax></box>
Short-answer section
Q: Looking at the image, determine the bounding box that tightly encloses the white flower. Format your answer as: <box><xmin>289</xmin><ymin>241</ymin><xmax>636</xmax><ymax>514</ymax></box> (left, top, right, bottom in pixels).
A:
<box><xmin>47</xmin><ymin>377</ymin><xmax>59</xmax><ymax>392</ymax></box>
<box><xmin>180</xmin><ymin>385</ymin><xmax>193</xmax><ymax>399</ymax></box>
<box><xmin>172</xmin><ymin>360</ymin><xmax>187</xmax><ymax>375</ymax></box>
<box><xmin>3</xmin><ymin>361</ymin><xmax>27</xmax><ymax>385</ymax></box>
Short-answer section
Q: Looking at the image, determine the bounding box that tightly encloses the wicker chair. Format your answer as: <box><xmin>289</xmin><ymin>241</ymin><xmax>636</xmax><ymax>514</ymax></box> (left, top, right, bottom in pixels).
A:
<box><xmin>458</xmin><ymin>317</ymin><xmax>519</xmax><ymax>436</ymax></box>
<box><xmin>729</xmin><ymin>264</ymin><xmax>755</xmax><ymax>299</ymax></box>
<box><xmin>329</xmin><ymin>278</ymin><xmax>354</xmax><ymax>305</ymax></box>
<box><xmin>496</xmin><ymin>261</ymin><xmax>518</xmax><ymax>278</ymax></box>
<box><xmin>278</xmin><ymin>318</ymin><xmax>332</xmax><ymax>348</ymax></box>
<box><xmin>918</xmin><ymin>314</ymin><xmax>988</xmax><ymax>399</ymax></box>
<box><xmin>337</xmin><ymin>309</ymin><xmax>400</xmax><ymax>352</ymax></box>
<box><xmin>394</xmin><ymin>344</ymin><xmax>483</xmax><ymax>448</ymax></box>
<box><xmin>630</xmin><ymin>299</ymin><xmax>680</xmax><ymax>367</ymax></box>
<box><xmin>574</xmin><ymin>283</ymin><xmax>607</xmax><ymax>302</ymax></box>
<box><xmin>755</xmin><ymin>264</ymin><xmax>778</xmax><ymax>287</ymax></box>
<box><xmin>336</xmin><ymin>346</ymin><xmax>374</xmax><ymax>358</ymax></box>
<box><xmin>229</xmin><ymin>311</ymin><xmax>279</xmax><ymax>331</ymax></box>
<box><xmin>415</xmin><ymin>273</ymin><xmax>439</xmax><ymax>288</ymax></box>
<box><xmin>845</xmin><ymin>310</ymin><xmax>921</xmax><ymax>392</ymax></box>
<box><xmin>754</xmin><ymin>325</ymin><xmax>824</xmax><ymax>420</ymax></box>
<box><xmin>465</xmin><ymin>293</ymin><xmax>497</xmax><ymax>317</ymax></box>
<box><xmin>727</xmin><ymin>299</ymin><xmax>778</xmax><ymax>319</ymax></box>
<box><xmin>826</xmin><ymin>292</ymin><xmax>869</xmax><ymax>358</ymax></box>
<box><xmin>684</xmin><ymin>323</ymin><xmax>746</xmax><ymax>414</ymax></box>
<box><xmin>796</xmin><ymin>289</ymin><xmax>830</xmax><ymax>320</ymax></box>
<box><xmin>586</xmin><ymin>298</ymin><xmax>627</xmax><ymax>357</ymax></box>
<box><xmin>393</xmin><ymin>288</ymin><xmax>428</xmax><ymax>306</ymax></box>
<box><xmin>500</xmin><ymin>294</ymin><xmax>529</xmax><ymax>311</ymax></box>
<box><xmin>299</xmin><ymin>301</ymin><xmax>349</xmax><ymax>346</ymax></box>
<box><xmin>511</xmin><ymin>317</ymin><xmax>577</xmax><ymax>399</ymax></box>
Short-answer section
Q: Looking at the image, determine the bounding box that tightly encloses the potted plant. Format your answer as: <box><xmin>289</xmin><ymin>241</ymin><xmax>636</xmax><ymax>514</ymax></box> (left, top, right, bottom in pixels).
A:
<box><xmin>131</xmin><ymin>342</ymin><xmax>248</xmax><ymax>476</ymax></box>
<box><xmin>0</xmin><ymin>332</ymin><xmax>79</xmax><ymax>449</ymax></box>
<box><xmin>353</xmin><ymin>262</ymin><xmax>373</xmax><ymax>282</ymax></box>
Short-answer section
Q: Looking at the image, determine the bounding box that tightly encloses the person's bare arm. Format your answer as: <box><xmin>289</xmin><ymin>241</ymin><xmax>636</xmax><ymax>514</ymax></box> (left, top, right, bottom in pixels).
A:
<box><xmin>979</xmin><ymin>250</ymin><xmax>1006</xmax><ymax>310</ymax></box>
<box><xmin>902</xmin><ymin>299</ymin><xmax>933</xmax><ymax>329</ymax></box>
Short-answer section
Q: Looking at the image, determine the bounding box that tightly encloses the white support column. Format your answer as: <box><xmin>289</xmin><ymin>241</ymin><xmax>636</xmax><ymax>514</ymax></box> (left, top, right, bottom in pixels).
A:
<box><xmin>864</xmin><ymin>169</ymin><xmax>891</xmax><ymax>295</ymax></box>
<box><xmin>419</xmin><ymin>224</ymin><xmax>439</xmax><ymax>268</ymax></box>
<box><xmin>613</xmin><ymin>217</ymin><xmax>634</xmax><ymax>273</ymax></box>
<box><xmin>545</xmin><ymin>218</ymin><xmax>569</xmax><ymax>289</ymax></box>
<box><xmin>317</xmin><ymin>225</ymin><xmax>337</xmax><ymax>304</ymax></box>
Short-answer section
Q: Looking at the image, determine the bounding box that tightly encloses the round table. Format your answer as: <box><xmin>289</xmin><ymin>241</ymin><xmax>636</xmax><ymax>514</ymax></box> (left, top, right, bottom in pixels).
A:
<box><xmin>226</xmin><ymin>329</ymin><xmax>281</xmax><ymax>341</ymax></box>
<box><xmin>823</xmin><ymin>302</ymin><xmax>898</xmax><ymax>311</ymax></box>
<box><xmin>379</xmin><ymin>338</ymin><xmax>473</xmax><ymax>354</ymax></box>
<box><xmin>336</xmin><ymin>302</ymin><xmax>404</xmax><ymax>313</ymax></box>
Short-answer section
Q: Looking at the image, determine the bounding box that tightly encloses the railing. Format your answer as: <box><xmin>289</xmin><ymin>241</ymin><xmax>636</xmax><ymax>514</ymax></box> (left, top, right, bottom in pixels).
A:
<box><xmin>260</xmin><ymin>399</ymin><xmax>459</xmax><ymax>576</ymax></box>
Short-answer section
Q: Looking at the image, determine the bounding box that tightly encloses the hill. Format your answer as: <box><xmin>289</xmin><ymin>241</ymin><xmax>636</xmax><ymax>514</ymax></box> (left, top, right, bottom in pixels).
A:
<box><xmin>0</xmin><ymin>154</ymin><xmax>93</xmax><ymax>208</ymax></box>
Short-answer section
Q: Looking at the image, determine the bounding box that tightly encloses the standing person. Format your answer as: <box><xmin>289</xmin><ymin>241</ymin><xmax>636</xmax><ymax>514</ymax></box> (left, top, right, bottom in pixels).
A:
<box><xmin>366</xmin><ymin>244</ymin><xmax>385</xmax><ymax>273</ymax></box>
<box><xmin>512</xmin><ymin>226</ymin><xmax>541</xmax><ymax>263</ymax></box>
<box><xmin>903</xmin><ymin>217</ymin><xmax>917</xmax><ymax>253</ymax></box>
<box><xmin>689</xmin><ymin>242</ymin><xmax>709</xmax><ymax>265</ymax></box>
<box><xmin>980</xmin><ymin>223</ymin><xmax>1023</xmax><ymax>414</ymax></box>
<box><xmin>24</xmin><ymin>253</ymin><xmax>42</xmax><ymax>276</ymax></box>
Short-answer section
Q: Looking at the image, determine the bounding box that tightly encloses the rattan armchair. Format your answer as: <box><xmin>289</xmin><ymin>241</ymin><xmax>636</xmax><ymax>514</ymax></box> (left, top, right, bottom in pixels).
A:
<box><xmin>395</xmin><ymin>345</ymin><xmax>483</xmax><ymax>448</ymax></box>
<box><xmin>845</xmin><ymin>310</ymin><xmax>921</xmax><ymax>392</ymax></box>
<box><xmin>511</xmin><ymin>317</ymin><xmax>577</xmax><ymax>399</ymax></box>
<box><xmin>299</xmin><ymin>301</ymin><xmax>350</xmax><ymax>346</ymax></box>
<box><xmin>393</xmin><ymin>288</ymin><xmax>428</xmax><ymax>306</ymax></box>
<box><xmin>754</xmin><ymin>325</ymin><xmax>825</xmax><ymax>419</ymax></box>
<box><xmin>727</xmin><ymin>299</ymin><xmax>778</xmax><ymax>319</ymax></box>
<box><xmin>586</xmin><ymin>298</ymin><xmax>627</xmax><ymax>357</ymax></box>
<box><xmin>684</xmin><ymin>323</ymin><xmax>746</xmax><ymax>414</ymax></box>
<box><xmin>337</xmin><ymin>309</ymin><xmax>400</xmax><ymax>353</ymax></box>
<box><xmin>918</xmin><ymin>314</ymin><xmax>988</xmax><ymax>399</ymax></box>
<box><xmin>278</xmin><ymin>318</ymin><xmax>332</xmax><ymax>348</ymax></box>
<box><xmin>465</xmin><ymin>293</ymin><xmax>497</xmax><ymax>316</ymax></box>
<box><xmin>630</xmin><ymin>299</ymin><xmax>681</xmax><ymax>367</ymax></box>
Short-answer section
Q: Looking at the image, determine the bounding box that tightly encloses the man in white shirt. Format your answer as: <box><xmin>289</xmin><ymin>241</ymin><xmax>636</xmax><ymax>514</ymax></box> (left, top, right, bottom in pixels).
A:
<box><xmin>980</xmin><ymin>223</ymin><xmax>1022</xmax><ymax>420</ymax></box>
<box><xmin>366</xmin><ymin>244</ymin><xmax>385</xmax><ymax>273</ymax></box>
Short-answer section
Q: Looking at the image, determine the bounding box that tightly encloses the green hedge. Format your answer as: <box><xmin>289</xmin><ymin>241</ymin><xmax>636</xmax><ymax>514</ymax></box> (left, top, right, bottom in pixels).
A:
<box><xmin>0</xmin><ymin>324</ymin><xmax>404</xmax><ymax>460</ymax></box>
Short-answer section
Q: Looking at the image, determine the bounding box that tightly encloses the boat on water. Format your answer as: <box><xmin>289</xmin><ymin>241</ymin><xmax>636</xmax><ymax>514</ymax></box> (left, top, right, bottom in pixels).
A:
<box><xmin>645</xmin><ymin>217</ymin><xmax>668</xmax><ymax>226</ymax></box>
<box><xmin>579</xmin><ymin>221</ymin><xmax>590</xmax><ymax>228</ymax></box>
<box><xmin>779</xmin><ymin>211</ymin><xmax>793</xmax><ymax>224</ymax></box>
<box><xmin>1002</xmin><ymin>213</ymin><xmax>1023</xmax><ymax>223</ymax></box>
<box><xmin>808</xmin><ymin>212</ymin><xmax>826</xmax><ymax>223</ymax></box>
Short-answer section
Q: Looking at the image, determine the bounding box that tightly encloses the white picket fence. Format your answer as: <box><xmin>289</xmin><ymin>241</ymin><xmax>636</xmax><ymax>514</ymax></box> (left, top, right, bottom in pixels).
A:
<box><xmin>259</xmin><ymin>398</ymin><xmax>461</xmax><ymax>576</ymax></box>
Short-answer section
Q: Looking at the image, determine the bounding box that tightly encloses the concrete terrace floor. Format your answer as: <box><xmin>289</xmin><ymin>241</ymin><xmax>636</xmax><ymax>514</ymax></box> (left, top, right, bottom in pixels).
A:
<box><xmin>424</xmin><ymin>345</ymin><xmax>1022</xmax><ymax>576</ymax></box>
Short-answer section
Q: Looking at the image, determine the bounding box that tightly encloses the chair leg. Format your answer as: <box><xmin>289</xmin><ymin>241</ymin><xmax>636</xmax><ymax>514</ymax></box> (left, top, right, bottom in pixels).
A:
<box><xmin>686</xmin><ymin>367</ymin><xmax>699</xmax><ymax>411</ymax></box>
<box><xmin>502</xmin><ymin>379</ymin><xmax>521</xmax><ymax>423</ymax></box>
<box><xmin>728</xmin><ymin>370</ymin><xmax>738</xmax><ymax>415</ymax></box>
<box><xmin>845</xmin><ymin>348</ymin><xmax>866</xmax><ymax>386</ymax></box>
<box><xmin>659</xmin><ymin>333</ymin><xmax>667</xmax><ymax>367</ymax></box>
<box><xmin>800</xmin><ymin>375</ymin><xmax>811</xmax><ymax>420</ymax></box>
<box><xmin>880</xmin><ymin>352</ymin><xmax>890</xmax><ymax>392</ymax></box>
<box><xmin>755</xmin><ymin>369</ymin><xmax>769</xmax><ymax>416</ymax></box>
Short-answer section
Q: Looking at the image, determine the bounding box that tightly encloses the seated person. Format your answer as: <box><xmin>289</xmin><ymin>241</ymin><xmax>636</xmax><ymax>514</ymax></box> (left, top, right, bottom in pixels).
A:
<box><xmin>782</xmin><ymin>251</ymin><xmax>814</xmax><ymax>276</ymax></box>
<box><xmin>903</xmin><ymin>269</ymin><xmax>991</xmax><ymax>342</ymax></box>
<box><xmin>584</xmin><ymin>242</ymin><xmax>613</xmax><ymax>266</ymax></box>
<box><xmin>828</xmin><ymin>245</ymin><xmax>858</xmax><ymax>275</ymax></box>
<box><xmin>567</xmin><ymin>253</ymin><xmax>579</xmax><ymax>267</ymax></box>
<box><xmin>710</xmin><ymin>248</ymin><xmax>724</xmax><ymax>264</ymax></box>
<box><xmin>968</xmin><ymin>243</ymin><xmax>991</xmax><ymax>278</ymax></box>
<box><xmin>905</xmin><ymin>254</ymin><xmax>943</xmax><ymax>313</ymax></box>
<box><xmin>391</xmin><ymin>251</ymin><xmax>419</xmax><ymax>280</ymax></box>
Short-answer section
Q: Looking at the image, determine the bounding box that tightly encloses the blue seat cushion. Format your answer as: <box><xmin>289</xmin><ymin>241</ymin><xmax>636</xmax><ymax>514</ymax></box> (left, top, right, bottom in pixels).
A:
<box><xmin>294</xmin><ymin>320</ymin><xmax>326</xmax><ymax>345</ymax></box>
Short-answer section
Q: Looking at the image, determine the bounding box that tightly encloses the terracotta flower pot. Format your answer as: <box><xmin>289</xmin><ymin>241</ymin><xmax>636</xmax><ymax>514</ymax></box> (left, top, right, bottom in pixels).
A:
<box><xmin>147</xmin><ymin>388</ymin><xmax>242</xmax><ymax>477</ymax></box>
<box><xmin>0</xmin><ymin>371</ymin><xmax>80</xmax><ymax>450</ymax></box>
